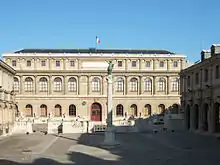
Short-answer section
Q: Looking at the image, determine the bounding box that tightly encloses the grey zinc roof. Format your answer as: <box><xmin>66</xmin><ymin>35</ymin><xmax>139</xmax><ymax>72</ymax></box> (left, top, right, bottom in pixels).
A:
<box><xmin>14</xmin><ymin>48</ymin><xmax>175</xmax><ymax>54</ymax></box>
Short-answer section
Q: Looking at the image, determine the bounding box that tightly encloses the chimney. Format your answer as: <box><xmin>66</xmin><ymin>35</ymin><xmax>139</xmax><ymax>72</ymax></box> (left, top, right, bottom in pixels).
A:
<box><xmin>201</xmin><ymin>49</ymin><xmax>211</xmax><ymax>61</ymax></box>
<box><xmin>211</xmin><ymin>44</ymin><xmax>220</xmax><ymax>56</ymax></box>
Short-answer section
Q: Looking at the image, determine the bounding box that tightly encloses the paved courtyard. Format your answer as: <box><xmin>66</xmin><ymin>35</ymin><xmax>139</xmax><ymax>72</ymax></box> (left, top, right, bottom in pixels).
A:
<box><xmin>0</xmin><ymin>131</ymin><xmax>220</xmax><ymax>164</ymax></box>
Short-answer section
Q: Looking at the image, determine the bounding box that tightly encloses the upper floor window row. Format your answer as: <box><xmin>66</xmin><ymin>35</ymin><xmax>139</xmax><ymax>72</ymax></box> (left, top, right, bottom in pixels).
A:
<box><xmin>10</xmin><ymin>59</ymin><xmax>179</xmax><ymax>69</ymax></box>
<box><xmin>15</xmin><ymin>76</ymin><xmax>179</xmax><ymax>93</ymax></box>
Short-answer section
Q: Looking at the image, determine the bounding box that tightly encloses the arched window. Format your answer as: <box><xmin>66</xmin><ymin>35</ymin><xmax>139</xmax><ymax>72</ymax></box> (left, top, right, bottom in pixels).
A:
<box><xmin>158</xmin><ymin>78</ymin><xmax>166</xmax><ymax>92</ymax></box>
<box><xmin>54</xmin><ymin>104</ymin><xmax>62</xmax><ymax>117</ymax></box>
<box><xmin>40</xmin><ymin>104</ymin><xmax>47</xmax><ymax>117</ymax></box>
<box><xmin>25</xmin><ymin>104</ymin><xmax>33</xmax><ymax>117</ymax></box>
<box><xmin>13</xmin><ymin>77</ymin><xmax>19</xmax><ymax>92</ymax></box>
<box><xmin>69</xmin><ymin>104</ymin><xmax>76</xmax><ymax>116</ymax></box>
<box><xmin>39</xmin><ymin>77</ymin><xmax>48</xmax><ymax>92</ymax></box>
<box><xmin>144</xmin><ymin>78</ymin><xmax>152</xmax><ymax>92</ymax></box>
<box><xmin>92</xmin><ymin>77</ymin><xmax>100</xmax><ymax>92</ymax></box>
<box><xmin>158</xmin><ymin>104</ymin><xmax>165</xmax><ymax>114</ymax></box>
<box><xmin>68</xmin><ymin>77</ymin><xmax>77</xmax><ymax>92</ymax></box>
<box><xmin>129</xmin><ymin>78</ymin><xmax>138</xmax><ymax>92</ymax></box>
<box><xmin>144</xmin><ymin>104</ymin><xmax>151</xmax><ymax>116</ymax></box>
<box><xmin>24</xmin><ymin>77</ymin><xmax>33</xmax><ymax>92</ymax></box>
<box><xmin>115</xmin><ymin>77</ymin><xmax>124</xmax><ymax>92</ymax></box>
<box><xmin>171</xmin><ymin>78</ymin><xmax>179</xmax><ymax>92</ymax></box>
<box><xmin>130</xmin><ymin>104</ymin><xmax>138</xmax><ymax>116</ymax></box>
<box><xmin>116</xmin><ymin>104</ymin><xmax>123</xmax><ymax>116</ymax></box>
<box><xmin>54</xmin><ymin>77</ymin><xmax>62</xmax><ymax>92</ymax></box>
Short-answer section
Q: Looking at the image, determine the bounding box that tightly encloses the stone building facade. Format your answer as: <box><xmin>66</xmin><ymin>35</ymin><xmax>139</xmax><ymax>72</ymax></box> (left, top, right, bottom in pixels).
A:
<box><xmin>180</xmin><ymin>44</ymin><xmax>220</xmax><ymax>133</ymax></box>
<box><xmin>0</xmin><ymin>60</ymin><xmax>16</xmax><ymax>136</ymax></box>
<box><xmin>3</xmin><ymin>49</ymin><xmax>188</xmax><ymax>122</ymax></box>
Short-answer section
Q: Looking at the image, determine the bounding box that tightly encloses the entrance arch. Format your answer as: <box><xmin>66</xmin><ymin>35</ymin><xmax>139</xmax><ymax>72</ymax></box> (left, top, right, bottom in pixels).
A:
<box><xmin>214</xmin><ymin>102</ymin><xmax>220</xmax><ymax>132</ymax></box>
<box><xmin>91</xmin><ymin>102</ymin><xmax>102</xmax><ymax>121</ymax></box>
<box><xmin>194</xmin><ymin>104</ymin><xmax>199</xmax><ymax>130</ymax></box>
<box><xmin>158</xmin><ymin>104</ymin><xmax>165</xmax><ymax>114</ymax></box>
<box><xmin>25</xmin><ymin>104</ymin><xmax>33</xmax><ymax>117</ymax></box>
<box><xmin>185</xmin><ymin>104</ymin><xmax>190</xmax><ymax>129</ymax></box>
<box><xmin>203</xmin><ymin>103</ymin><xmax>209</xmax><ymax>131</ymax></box>
<box><xmin>130</xmin><ymin>104</ymin><xmax>138</xmax><ymax>116</ymax></box>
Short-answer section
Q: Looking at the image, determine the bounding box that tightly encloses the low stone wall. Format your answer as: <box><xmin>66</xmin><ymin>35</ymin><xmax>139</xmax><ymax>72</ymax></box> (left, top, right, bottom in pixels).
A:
<box><xmin>13</xmin><ymin>121</ymin><xmax>33</xmax><ymax>134</ymax></box>
<box><xmin>0</xmin><ymin>123</ymin><xmax>14</xmax><ymax>136</ymax></box>
<box><xmin>164</xmin><ymin>114</ymin><xmax>185</xmax><ymax>131</ymax></box>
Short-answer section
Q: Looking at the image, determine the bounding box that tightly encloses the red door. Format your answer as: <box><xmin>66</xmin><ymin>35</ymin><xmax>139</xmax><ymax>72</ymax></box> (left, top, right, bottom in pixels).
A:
<box><xmin>91</xmin><ymin>103</ymin><xmax>102</xmax><ymax>121</ymax></box>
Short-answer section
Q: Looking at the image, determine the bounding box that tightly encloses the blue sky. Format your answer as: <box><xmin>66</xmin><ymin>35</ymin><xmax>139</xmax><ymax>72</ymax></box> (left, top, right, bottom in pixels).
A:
<box><xmin>0</xmin><ymin>0</ymin><xmax>219</xmax><ymax>62</ymax></box>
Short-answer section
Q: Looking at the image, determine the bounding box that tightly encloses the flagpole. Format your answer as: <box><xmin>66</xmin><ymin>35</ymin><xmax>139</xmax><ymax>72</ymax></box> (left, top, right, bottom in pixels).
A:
<box><xmin>95</xmin><ymin>36</ymin><xmax>97</xmax><ymax>49</ymax></box>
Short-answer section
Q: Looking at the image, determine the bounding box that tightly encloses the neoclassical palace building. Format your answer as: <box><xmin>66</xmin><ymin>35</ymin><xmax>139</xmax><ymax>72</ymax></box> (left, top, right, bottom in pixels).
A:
<box><xmin>0</xmin><ymin>60</ymin><xmax>16</xmax><ymax>135</ymax></box>
<box><xmin>3</xmin><ymin>48</ymin><xmax>188</xmax><ymax>122</ymax></box>
<box><xmin>180</xmin><ymin>44</ymin><xmax>220</xmax><ymax>133</ymax></box>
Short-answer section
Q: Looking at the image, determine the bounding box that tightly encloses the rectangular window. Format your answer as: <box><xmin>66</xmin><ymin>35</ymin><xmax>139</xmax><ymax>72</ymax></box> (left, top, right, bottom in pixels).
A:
<box><xmin>70</xmin><ymin>60</ymin><xmax>75</xmax><ymax>67</ymax></box>
<box><xmin>41</xmin><ymin>60</ymin><xmax>46</xmax><ymax>67</ymax></box>
<box><xmin>158</xmin><ymin>81</ymin><xmax>165</xmax><ymax>92</ymax></box>
<box><xmin>187</xmin><ymin>76</ymin><xmax>190</xmax><ymax>86</ymax></box>
<box><xmin>131</xmin><ymin>61</ymin><xmax>136</xmax><ymax>67</ymax></box>
<box><xmin>12</xmin><ymin>60</ymin><xmax>16</xmax><ymax>67</ymax></box>
<box><xmin>146</xmin><ymin>61</ymin><xmax>150</xmax><ymax>68</ymax></box>
<box><xmin>195</xmin><ymin>73</ymin><xmax>199</xmax><ymax>84</ymax></box>
<box><xmin>216</xmin><ymin>65</ymin><xmax>219</xmax><ymax>79</ymax></box>
<box><xmin>130</xmin><ymin>81</ymin><xmax>138</xmax><ymax>92</ymax></box>
<box><xmin>118</xmin><ymin>61</ymin><xmax>123</xmax><ymax>67</ymax></box>
<box><xmin>56</xmin><ymin>60</ymin><xmax>60</xmax><ymax>67</ymax></box>
<box><xmin>173</xmin><ymin>61</ymin><xmax>178</xmax><ymax>67</ymax></box>
<box><xmin>13</xmin><ymin>81</ymin><xmax>19</xmax><ymax>91</ymax></box>
<box><xmin>159</xmin><ymin>61</ymin><xmax>164</xmax><ymax>68</ymax></box>
<box><xmin>116</xmin><ymin>81</ymin><xmax>124</xmax><ymax>92</ymax></box>
<box><xmin>204</xmin><ymin>69</ymin><xmax>208</xmax><ymax>82</ymax></box>
<box><xmin>27</xmin><ymin>60</ymin><xmax>31</xmax><ymax>67</ymax></box>
<box><xmin>92</xmin><ymin>81</ymin><xmax>100</xmax><ymax>92</ymax></box>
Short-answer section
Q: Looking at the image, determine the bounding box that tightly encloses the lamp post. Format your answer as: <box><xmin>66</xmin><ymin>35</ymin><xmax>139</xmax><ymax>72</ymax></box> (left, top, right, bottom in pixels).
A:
<box><xmin>101</xmin><ymin>61</ymin><xmax>119</xmax><ymax>148</ymax></box>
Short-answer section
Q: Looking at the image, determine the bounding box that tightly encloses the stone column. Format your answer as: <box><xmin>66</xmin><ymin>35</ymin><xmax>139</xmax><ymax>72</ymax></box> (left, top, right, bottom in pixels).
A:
<box><xmin>153</xmin><ymin>59</ymin><xmax>156</xmax><ymax>70</ymax></box>
<box><xmin>166</xmin><ymin>76</ymin><xmax>169</xmax><ymax>95</ymax></box>
<box><xmin>77</xmin><ymin>75</ymin><xmax>80</xmax><ymax>95</ymax></box>
<box><xmin>124</xmin><ymin>76</ymin><xmax>128</xmax><ymax>95</ymax></box>
<box><xmin>101</xmin><ymin>63</ymin><xmax>119</xmax><ymax>148</ymax></box>
<box><xmin>49</xmin><ymin>75</ymin><xmax>52</xmax><ymax>95</ymax></box>
<box><xmin>107</xmin><ymin>75</ymin><xmax>113</xmax><ymax>127</ymax></box>
<box><xmin>34</xmin><ymin>76</ymin><xmax>37</xmax><ymax>95</ymax></box>
<box><xmin>167</xmin><ymin>60</ymin><xmax>170</xmax><ymax>70</ymax></box>
<box><xmin>139</xmin><ymin>76</ymin><xmax>142</xmax><ymax>95</ymax></box>
<box><xmin>63</xmin><ymin>76</ymin><xmax>66</xmax><ymax>95</ymax></box>
<box><xmin>87</xmin><ymin>76</ymin><xmax>90</xmax><ymax>95</ymax></box>
<box><xmin>102</xmin><ymin>75</ymin><xmax>105</xmax><ymax>95</ymax></box>
<box><xmin>152</xmin><ymin>76</ymin><xmax>156</xmax><ymax>95</ymax></box>
<box><xmin>19</xmin><ymin>75</ymin><xmax>23</xmax><ymax>95</ymax></box>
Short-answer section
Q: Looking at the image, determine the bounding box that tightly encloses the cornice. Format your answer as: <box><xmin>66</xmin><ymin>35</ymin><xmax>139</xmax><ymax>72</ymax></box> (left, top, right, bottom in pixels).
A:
<box><xmin>0</xmin><ymin>60</ymin><xmax>16</xmax><ymax>75</ymax></box>
<box><xmin>15</xmin><ymin>70</ymin><xmax>181</xmax><ymax>74</ymax></box>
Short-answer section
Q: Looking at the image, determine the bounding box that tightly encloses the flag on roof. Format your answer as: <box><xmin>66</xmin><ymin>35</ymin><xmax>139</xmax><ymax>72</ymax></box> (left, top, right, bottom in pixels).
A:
<box><xmin>96</xmin><ymin>36</ymin><xmax>100</xmax><ymax>44</ymax></box>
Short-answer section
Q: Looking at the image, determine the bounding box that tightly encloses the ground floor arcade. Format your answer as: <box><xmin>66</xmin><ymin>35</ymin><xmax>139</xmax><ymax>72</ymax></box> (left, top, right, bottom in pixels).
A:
<box><xmin>16</xmin><ymin>96</ymin><xmax>181</xmax><ymax>122</ymax></box>
<box><xmin>185</xmin><ymin>100</ymin><xmax>220</xmax><ymax>133</ymax></box>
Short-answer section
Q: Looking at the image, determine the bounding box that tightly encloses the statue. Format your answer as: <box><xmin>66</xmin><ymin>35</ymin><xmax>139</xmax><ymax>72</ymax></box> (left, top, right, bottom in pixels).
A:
<box><xmin>107</xmin><ymin>61</ymin><xmax>114</xmax><ymax>75</ymax></box>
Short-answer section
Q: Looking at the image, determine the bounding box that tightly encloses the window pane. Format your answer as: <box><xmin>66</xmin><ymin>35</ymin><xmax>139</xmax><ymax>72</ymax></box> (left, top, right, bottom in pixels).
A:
<box><xmin>70</xmin><ymin>61</ymin><xmax>75</xmax><ymax>67</ymax></box>
<box><xmin>116</xmin><ymin>79</ymin><xmax>124</xmax><ymax>92</ymax></box>
<box><xmin>118</xmin><ymin>61</ymin><xmax>122</xmax><ymax>67</ymax></box>
<box><xmin>132</xmin><ymin>61</ymin><xmax>136</xmax><ymax>67</ymax></box>
<box><xmin>56</xmin><ymin>61</ymin><xmax>60</xmax><ymax>67</ymax></box>
<box><xmin>41</xmin><ymin>60</ymin><xmax>46</xmax><ymax>66</ymax></box>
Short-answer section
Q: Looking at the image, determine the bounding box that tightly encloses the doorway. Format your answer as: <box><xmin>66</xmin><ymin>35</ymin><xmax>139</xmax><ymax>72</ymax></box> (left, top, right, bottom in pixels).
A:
<box><xmin>91</xmin><ymin>103</ymin><xmax>102</xmax><ymax>121</ymax></box>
